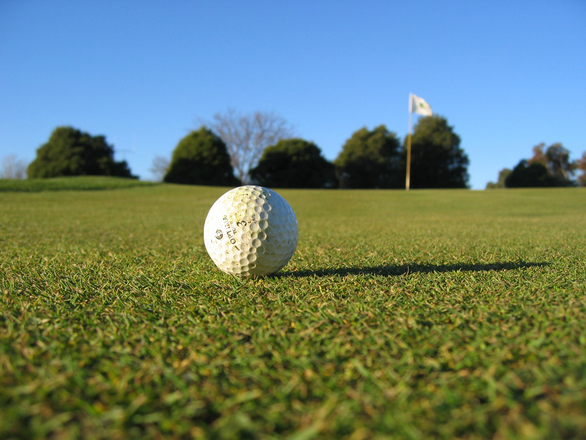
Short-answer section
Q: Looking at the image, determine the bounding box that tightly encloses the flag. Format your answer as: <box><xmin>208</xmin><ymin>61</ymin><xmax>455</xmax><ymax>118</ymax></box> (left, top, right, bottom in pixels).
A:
<box><xmin>410</xmin><ymin>94</ymin><xmax>432</xmax><ymax>116</ymax></box>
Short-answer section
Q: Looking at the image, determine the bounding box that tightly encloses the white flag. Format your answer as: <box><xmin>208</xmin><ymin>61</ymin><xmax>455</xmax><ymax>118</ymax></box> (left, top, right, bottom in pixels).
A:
<box><xmin>411</xmin><ymin>94</ymin><xmax>433</xmax><ymax>116</ymax></box>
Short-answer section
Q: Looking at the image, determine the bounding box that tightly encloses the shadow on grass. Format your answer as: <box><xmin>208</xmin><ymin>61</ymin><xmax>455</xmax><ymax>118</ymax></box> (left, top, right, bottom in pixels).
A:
<box><xmin>279</xmin><ymin>261</ymin><xmax>550</xmax><ymax>278</ymax></box>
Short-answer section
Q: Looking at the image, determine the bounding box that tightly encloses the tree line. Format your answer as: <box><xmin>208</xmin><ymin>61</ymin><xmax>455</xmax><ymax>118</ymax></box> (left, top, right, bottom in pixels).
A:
<box><xmin>486</xmin><ymin>143</ymin><xmax>586</xmax><ymax>188</ymax></box>
<box><xmin>7</xmin><ymin>110</ymin><xmax>585</xmax><ymax>188</ymax></box>
<box><xmin>158</xmin><ymin>110</ymin><xmax>470</xmax><ymax>189</ymax></box>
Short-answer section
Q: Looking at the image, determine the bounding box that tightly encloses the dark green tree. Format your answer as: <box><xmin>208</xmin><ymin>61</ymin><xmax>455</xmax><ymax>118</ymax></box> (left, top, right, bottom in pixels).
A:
<box><xmin>486</xmin><ymin>168</ymin><xmax>512</xmax><ymax>189</ymax></box>
<box><xmin>250</xmin><ymin>138</ymin><xmax>336</xmax><ymax>188</ymax></box>
<box><xmin>164</xmin><ymin>127</ymin><xmax>240</xmax><ymax>186</ymax></box>
<box><xmin>334</xmin><ymin>125</ymin><xmax>402</xmax><ymax>189</ymax></box>
<box><xmin>404</xmin><ymin>116</ymin><xmax>469</xmax><ymax>188</ymax></box>
<box><xmin>528</xmin><ymin>143</ymin><xmax>576</xmax><ymax>186</ymax></box>
<box><xmin>502</xmin><ymin>143</ymin><xmax>577</xmax><ymax>188</ymax></box>
<box><xmin>505</xmin><ymin>160</ymin><xmax>560</xmax><ymax>187</ymax></box>
<box><xmin>28</xmin><ymin>126</ymin><xmax>135</xmax><ymax>179</ymax></box>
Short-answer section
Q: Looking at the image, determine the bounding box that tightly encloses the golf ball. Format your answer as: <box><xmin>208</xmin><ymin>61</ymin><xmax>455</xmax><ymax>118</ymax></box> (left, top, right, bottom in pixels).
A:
<box><xmin>203</xmin><ymin>185</ymin><xmax>298</xmax><ymax>278</ymax></box>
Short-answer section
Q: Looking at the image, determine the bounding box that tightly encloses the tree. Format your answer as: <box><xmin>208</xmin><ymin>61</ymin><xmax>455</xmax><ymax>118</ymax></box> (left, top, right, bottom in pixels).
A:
<box><xmin>334</xmin><ymin>125</ymin><xmax>402</xmax><ymax>189</ymax></box>
<box><xmin>502</xmin><ymin>143</ymin><xmax>578</xmax><ymax>188</ymax></box>
<box><xmin>577</xmin><ymin>151</ymin><xmax>586</xmax><ymax>187</ymax></box>
<box><xmin>528</xmin><ymin>143</ymin><xmax>575</xmax><ymax>185</ymax></box>
<box><xmin>207</xmin><ymin>109</ymin><xmax>294</xmax><ymax>184</ymax></box>
<box><xmin>150</xmin><ymin>155</ymin><xmax>170</xmax><ymax>182</ymax></box>
<box><xmin>28</xmin><ymin>126</ymin><xmax>135</xmax><ymax>179</ymax></box>
<box><xmin>486</xmin><ymin>168</ymin><xmax>511</xmax><ymax>189</ymax></box>
<box><xmin>1</xmin><ymin>154</ymin><xmax>27</xmax><ymax>179</ymax></box>
<box><xmin>164</xmin><ymin>127</ymin><xmax>240</xmax><ymax>186</ymax></box>
<box><xmin>404</xmin><ymin>116</ymin><xmax>469</xmax><ymax>188</ymax></box>
<box><xmin>505</xmin><ymin>160</ymin><xmax>560</xmax><ymax>187</ymax></box>
<box><xmin>249</xmin><ymin>138</ymin><xmax>336</xmax><ymax>188</ymax></box>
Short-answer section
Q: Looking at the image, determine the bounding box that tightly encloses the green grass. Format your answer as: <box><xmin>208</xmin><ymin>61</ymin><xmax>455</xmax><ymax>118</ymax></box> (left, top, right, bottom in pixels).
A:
<box><xmin>1</xmin><ymin>183</ymin><xmax>585</xmax><ymax>439</ymax></box>
<box><xmin>0</xmin><ymin>176</ymin><xmax>158</xmax><ymax>192</ymax></box>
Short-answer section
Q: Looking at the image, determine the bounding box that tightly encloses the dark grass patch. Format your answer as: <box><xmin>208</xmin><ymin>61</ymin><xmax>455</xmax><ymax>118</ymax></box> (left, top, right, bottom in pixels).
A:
<box><xmin>0</xmin><ymin>176</ymin><xmax>158</xmax><ymax>192</ymax></box>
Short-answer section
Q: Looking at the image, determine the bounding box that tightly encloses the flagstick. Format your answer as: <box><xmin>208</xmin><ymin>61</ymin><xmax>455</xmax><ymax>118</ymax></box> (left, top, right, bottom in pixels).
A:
<box><xmin>406</xmin><ymin>94</ymin><xmax>413</xmax><ymax>191</ymax></box>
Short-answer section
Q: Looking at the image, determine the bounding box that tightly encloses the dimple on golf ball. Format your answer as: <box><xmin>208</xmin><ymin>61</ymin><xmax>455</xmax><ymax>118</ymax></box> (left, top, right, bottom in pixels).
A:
<box><xmin>204</xmin><ymin>185</ymin><xmax>298</xmax><ymax>278</ymax></box>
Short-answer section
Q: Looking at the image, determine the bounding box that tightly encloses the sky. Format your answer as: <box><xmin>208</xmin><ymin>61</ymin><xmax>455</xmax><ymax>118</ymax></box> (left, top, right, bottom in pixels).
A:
<box><xmin>1</xmin><ymin>0</ymin><xmax>585</xmax><ymax>189</ymax></box>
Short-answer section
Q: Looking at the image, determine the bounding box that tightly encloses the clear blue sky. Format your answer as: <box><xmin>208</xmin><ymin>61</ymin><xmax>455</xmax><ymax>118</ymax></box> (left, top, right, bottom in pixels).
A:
<box><xmin>1</xmin><ymin>0</ymin><xmax>585</xmax><ymax>189</ymax></box>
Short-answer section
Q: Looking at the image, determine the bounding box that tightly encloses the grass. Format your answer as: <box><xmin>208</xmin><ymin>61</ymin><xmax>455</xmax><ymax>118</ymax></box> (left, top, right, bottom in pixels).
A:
<box><xmin>0</xmin><ymin>176</ymin><xmax>157</xmax><ymax>192</ymax></box>
<box><xmin>1</xmin><ymin>179</ymin><xmax>585</xmax><ymax>439</ymax></box>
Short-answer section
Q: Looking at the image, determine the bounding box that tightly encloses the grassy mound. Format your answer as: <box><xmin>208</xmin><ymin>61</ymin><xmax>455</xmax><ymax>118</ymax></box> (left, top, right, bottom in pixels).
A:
<box><xmin>0</xmin><ymin>175</ymin><xmax>158</xmax><ymax>192</ymax></box>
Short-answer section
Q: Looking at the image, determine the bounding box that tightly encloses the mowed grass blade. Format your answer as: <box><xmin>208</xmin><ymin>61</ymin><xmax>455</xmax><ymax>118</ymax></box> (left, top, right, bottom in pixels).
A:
<box><xmin>1</xmin><ymin>182</ymin><xmax>585</xmax><ymax>439</ymax></box>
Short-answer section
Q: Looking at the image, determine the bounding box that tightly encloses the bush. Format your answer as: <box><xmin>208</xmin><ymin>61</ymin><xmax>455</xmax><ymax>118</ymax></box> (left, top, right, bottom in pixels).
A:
<box><xmin>28</xmin><ymin>126</ymin><xmax>136</xmax><ymax>179</ymax></box>
<box><xmin>164</xmin><ymin>127</ymin><xmax>240</xmax><ymax>186</ymax></box>
<box><xmin>250</xmin><ymin>139</ymin><xmax>336</xmax><ymax>188</ymax></box>
<box><xmin>505</xmin><ymin>160</ymin><xmax>570</xmax><ymax>188</ymax></box>
<box><xmin>334</xmin><ymin>125</ymin><xmax>402</xmax><ymax>189</ymax></box>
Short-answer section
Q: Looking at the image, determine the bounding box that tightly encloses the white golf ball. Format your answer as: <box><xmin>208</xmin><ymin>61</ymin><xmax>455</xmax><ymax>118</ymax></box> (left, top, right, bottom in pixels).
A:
<box><xmin>204</xmin><ymin>185</ymin><xmax>298</xmax><ymax>278</ymax></box>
